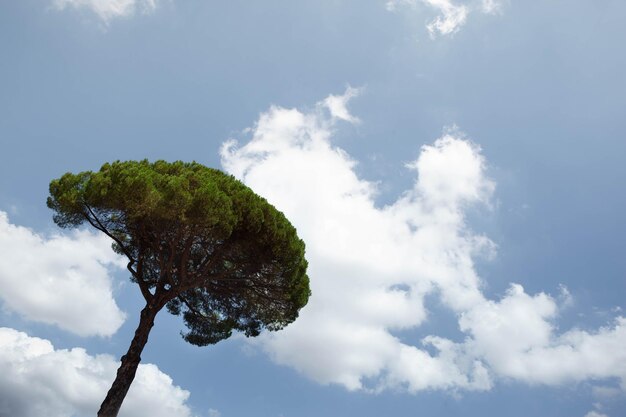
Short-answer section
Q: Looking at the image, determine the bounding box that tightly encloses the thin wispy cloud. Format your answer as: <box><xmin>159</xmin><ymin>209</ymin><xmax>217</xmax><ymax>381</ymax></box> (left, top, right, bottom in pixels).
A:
<box><xmin>480</xmin><ymin>0</ymin><xmax>502</xmax><ymax>14</ymax></box>
<box><xmin>52</xmin><ymin>0</ymin><xmax>159</xmax><ymax>23</ymax></box>
<box><xmin>386</xmin><ymin>0</ymin><xmax>503</xmax><ymax>38</ymax></box>
<box><xmin>423</xmin><ymin>0</ymin><xmax>469</xmax><ymax>38</ymax></box>
<box><xmin>221</xmin><ymin>89</ymin><xmax>626</xmax><ymax>393</ymax></box>
<box><xmin>584</xmin><ymin>412</ymin><xmax>609</xmax><ymax>417</ymax></box>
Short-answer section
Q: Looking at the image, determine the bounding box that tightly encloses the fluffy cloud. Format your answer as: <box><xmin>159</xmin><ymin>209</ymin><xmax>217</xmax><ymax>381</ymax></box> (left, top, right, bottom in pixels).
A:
<box><xmin>221</xmin><ymin>88</ymin><xmax>494</xmax><ymax>391</ymax></box>
<box><xmin>0</xmin><ymin>327</ymin><xmax>194</xmax><ymax>417</ymax></box>
<box><xmin>0</xmin><ymin>212</ymin><xmax>126</xmax><ymax>337</ymax></box>
<box><xmin>52</xmin><ymin>0</ymin><xmax>159</xmax><ymax>23</ymax></box>
<box><xmin>322</xmin><ymin>86</ymin><xmax>362</xmax><ymax>124</ymax></box>
<box><xmin>459</xmin><ymin>287</ymin><xmax>626</xmax><ymax>386</ymax></box>
<box><xmin>221</xmin><ymin>89</ymin><xmax>626</xmax><ymax>393</ymax></box>
<box><xmin>386</xmin><ymin>0</ymin><xmax>502</xmax><ymax>38</ymax></box>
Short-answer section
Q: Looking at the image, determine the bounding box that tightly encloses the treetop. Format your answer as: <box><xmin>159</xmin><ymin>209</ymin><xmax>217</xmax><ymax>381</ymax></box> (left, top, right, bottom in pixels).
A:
<box><xmin>48</xmin><ymin>159</ymin><xmax>310</xmax><ymax>345</ymax></box>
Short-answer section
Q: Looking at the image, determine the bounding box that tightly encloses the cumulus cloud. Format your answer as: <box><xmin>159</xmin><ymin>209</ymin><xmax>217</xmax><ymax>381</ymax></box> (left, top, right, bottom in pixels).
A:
<box><xmin>52</xmin><ymin>0</ymin><xmax>159</xmax><ymax>23</ymax></box>
<box><xmin>221</xmin><ymin>89</ymin><xmax>626</xmax><ymax>393</ymax></box>
<box><xmin>385</xmin><ymin>0</ymin><xmax>502</xmax><ymax>38</ymax></box>
<box><xmin>0</xmin><ymin>327</ymin><xmax>194</xmax><ymax>417</ymax></box>
<box><xmin>221</xmin><ymin>88</ymin><xmax>494</xmax><ymax>391</ymax></box>
<box><xmin>459</xmin><ymin>287</ymin><xmax>626</xmax><ymax>386</ymax></box>
<box><xmin>0</xmin><ymin>212</ymin><xmax>126</xmax><ymax>337</ymax></box>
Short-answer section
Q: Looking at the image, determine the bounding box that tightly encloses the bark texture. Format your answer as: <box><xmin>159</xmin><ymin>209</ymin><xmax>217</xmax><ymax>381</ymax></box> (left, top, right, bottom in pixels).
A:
<box><xmin>97</xmin><ymin>304</ymin><xmax>160</xmax><ymax>417</ymax></box>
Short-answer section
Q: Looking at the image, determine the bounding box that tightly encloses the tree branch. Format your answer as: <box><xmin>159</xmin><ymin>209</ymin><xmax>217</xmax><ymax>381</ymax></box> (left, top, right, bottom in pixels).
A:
<box><xmin>180</xmin><ymin>294</ymin><xmax>209</xmax><ymax>319</ymax></box>
<box><xmin>83</xmin><ymin>204</ymin><xmax>153</xmax><ymax>303</ymax></box>
<box><xmin>83</xmin><ymin>205</ymin><xmax>136</xmax><ymax>271</ymax></box>
<box><xmin>179</xmin><ymin>233</ymin><xmax>195</xmax><ymax>285</ymax></box>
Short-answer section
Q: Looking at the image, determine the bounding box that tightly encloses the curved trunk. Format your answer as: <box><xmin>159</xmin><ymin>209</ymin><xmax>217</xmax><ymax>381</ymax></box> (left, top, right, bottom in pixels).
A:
<box><xmin>97</xmin><ymin>303</ymin><xmax>160</xmax><ymax>417</ymax></box>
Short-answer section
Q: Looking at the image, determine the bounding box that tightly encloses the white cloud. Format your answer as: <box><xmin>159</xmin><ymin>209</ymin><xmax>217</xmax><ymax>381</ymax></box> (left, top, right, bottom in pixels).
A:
<box><xmin>459</xmin><ymin>287</ymin><xmax>626</xmax><ymax>387</ymax></box>
<box><xmin>0</xmin><ymin>327</ymin><xmax>194</xmax><ymax>417</ymax></box>
<box><xmin>0</xmin><ymin>211</ymin><xmax>126</xmax><ymax>337</ymax></box>
<box><xmin>221</xmin><ymin>88</ymin><xmax>494</xmax><ymax>391</ymax></box>
<box><xmin>592</xmin><ymin>385</ymin><xmax>622</xmax><ymax>399</ymax></box>
<box><xmin>385</xmin><ymin>0</ymin><xmax>416</xmax><ymax>12</ymax></box>
<box><xmin>322</xmin><ymin>86</ymin><xmax>362</xmax><ymax>124</ymax></box>
<box><xmin>584</xmin><ymin>412</ymin><xmax>609</xmax><ymax>417</ymax></box>
<box><xmin>207</xmin><ymin>409</ymin><xmax>221</xmax><ymax>417</ymax></box>
<box><xmin>220</xmin><ymin>89</ymin><xmax>626</xmax><ymax>394</ymax></box>
<box><xmin>481</xmin><ymin>0</ymin><xmax>502</xmax><ymax>14</ymax></box>
<box><xmin>52</xmin><ymin>0</ymin><xmax>159</xmax><ymax>23</ymax></box>
<box><xmin>385</xmin><ymin>0</ymin><xmax>503</xmax><ymax>38</ymax></box>
<box><xmin>423</xmin><ymin>0</ymin><xmax>469</xmax><ymax>37</ymax></box>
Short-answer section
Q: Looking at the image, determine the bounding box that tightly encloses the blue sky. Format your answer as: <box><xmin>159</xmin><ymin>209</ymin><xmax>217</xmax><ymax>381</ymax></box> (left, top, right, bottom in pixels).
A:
<box><xmin>1</xmin><ymin>1</ymin><xmax>625</xmax><ymax>417</ymax></box>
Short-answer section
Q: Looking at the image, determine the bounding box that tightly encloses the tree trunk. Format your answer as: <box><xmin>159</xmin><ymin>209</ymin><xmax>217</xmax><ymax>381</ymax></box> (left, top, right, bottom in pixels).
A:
<box><xmin>97</xmin><ymin>303</ymin><xmax>160</xmax><ymax>417</ymax></box>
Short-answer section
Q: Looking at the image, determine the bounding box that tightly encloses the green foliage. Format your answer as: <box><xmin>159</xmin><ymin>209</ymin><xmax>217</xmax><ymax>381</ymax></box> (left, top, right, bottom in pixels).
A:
<box><xmin>48</xmin><ymin>160</ymin><xmax>310</xmax><ymax>346</ymax></box>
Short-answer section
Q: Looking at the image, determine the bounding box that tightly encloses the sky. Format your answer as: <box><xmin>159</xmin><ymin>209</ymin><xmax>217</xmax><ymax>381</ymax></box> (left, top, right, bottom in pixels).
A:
<box><xmin>0</xmin><ymin>1</ymin><xmax>625</xmax><ymax>416</ymax></box>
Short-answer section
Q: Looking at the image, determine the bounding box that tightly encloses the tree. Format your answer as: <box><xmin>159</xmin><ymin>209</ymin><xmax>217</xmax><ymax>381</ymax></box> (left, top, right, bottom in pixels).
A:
<box><xmin>47</xmin><ymin>160</ymin><xmax>310</xmax><ymax>417</ymax></box>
